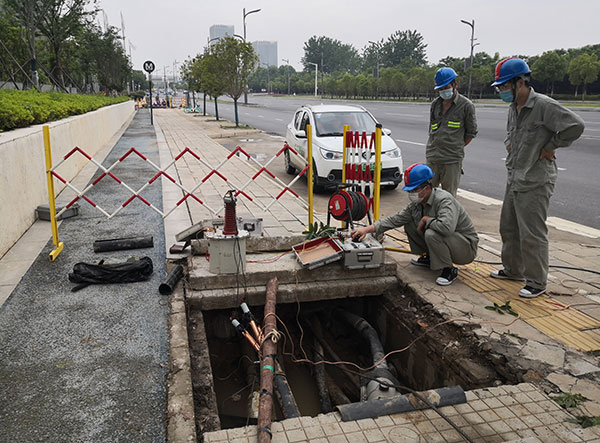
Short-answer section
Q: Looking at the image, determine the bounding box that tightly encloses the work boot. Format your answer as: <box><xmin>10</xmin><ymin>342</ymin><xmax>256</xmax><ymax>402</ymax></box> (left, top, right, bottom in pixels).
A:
<box><xmin>490</xmin><ymin>269</ymin><xmax>525</xmax><ymax>281</ymax></box>
<box><xmin>519</xmin><ymin>285</ymin><xmax>546</xmax><ymax>299</ymax></box>
<box><xmin>436</xmin><ymin>267</ymin><xmax>458</xmax><ymax>286</ymax></box>
<box><xmin>410</xmin><ymin>255</ymin><xmax>430</xmax><ymax>268</ymax></box>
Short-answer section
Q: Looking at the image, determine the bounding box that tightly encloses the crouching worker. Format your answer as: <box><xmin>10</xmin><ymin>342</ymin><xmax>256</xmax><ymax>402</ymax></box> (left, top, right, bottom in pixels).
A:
<box><xmin>352</xmin><ymin>163</ymin><xmax>479</xmax><ymax>286</ymax></box>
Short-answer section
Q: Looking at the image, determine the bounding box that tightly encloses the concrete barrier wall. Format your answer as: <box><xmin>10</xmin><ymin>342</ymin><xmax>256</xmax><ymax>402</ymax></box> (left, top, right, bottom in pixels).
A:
<box><xmin>0</xmin><ymin>101</ymin><xmax>135</xmax><ymax>258</ymax></box>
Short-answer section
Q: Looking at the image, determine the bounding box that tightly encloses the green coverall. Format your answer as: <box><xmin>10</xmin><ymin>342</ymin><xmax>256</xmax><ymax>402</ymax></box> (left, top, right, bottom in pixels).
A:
<box><xmin>426</xmin><ymin>92</ymin><xmax>478</xmax><ymax>196</ymax></box>
<box><xmin>500</xmin><ymin>88</ymin><xmax>585</xmax><ymax>290</ymax></box>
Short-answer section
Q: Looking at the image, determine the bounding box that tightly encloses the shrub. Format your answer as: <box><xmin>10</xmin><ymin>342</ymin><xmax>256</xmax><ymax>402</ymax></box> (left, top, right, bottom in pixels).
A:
<box><xmin>0</xmin><ymin>90</ymin><xmax>130</xmax><ymax>132</ymax></box>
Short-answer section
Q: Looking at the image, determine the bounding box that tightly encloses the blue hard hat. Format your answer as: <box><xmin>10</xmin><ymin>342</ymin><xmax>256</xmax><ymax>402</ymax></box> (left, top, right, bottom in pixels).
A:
<box><xmin>402</xmin><ymin>163</ymin><xmax>435</xmax><ymax>191</ymax></box>
<box><xmin>434</xmin><ymin>67</ymin><xmax>458</xmax><ymax>90</ymax></box>
<box><xmin>491</xmin><ymin>57</ymin><xmax>531</xmax><ymax>86</ymax></box>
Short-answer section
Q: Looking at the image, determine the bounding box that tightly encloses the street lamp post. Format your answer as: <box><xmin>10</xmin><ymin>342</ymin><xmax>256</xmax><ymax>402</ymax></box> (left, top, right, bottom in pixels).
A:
<box><xmin>262</xmin><ymin>63</ymin><xmax>270</xmax><ymax>93</ymax></box>
<box><xmin>460</xmin><ymin>19</ymin><xmax>479</xmax><ymax>98</ymax></box>
<box><xmin>282</xmin><ymin>58</ymin><xmax>291</xmax><ymax>95</ymax></box>
<box><xmin>243</xmin><ymin>7</ymin><xmax>261</xmax><ymax>104</ymax></box>
<box><xmin>368</xmin><ymin>40</ymin><xmax>382</xmax><ymax>99</ymax></box>
<box><xmin>308</xmin><ymin>62</ymin><xmax>318</xmax><ymax>97</ymax></box>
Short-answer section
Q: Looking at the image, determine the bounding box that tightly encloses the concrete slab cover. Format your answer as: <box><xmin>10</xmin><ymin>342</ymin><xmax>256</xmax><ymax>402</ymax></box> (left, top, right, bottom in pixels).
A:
<box><xmin>0</xmin><ymin>112</ymin><xmax>168</xmax><ymax>442</ymax></box>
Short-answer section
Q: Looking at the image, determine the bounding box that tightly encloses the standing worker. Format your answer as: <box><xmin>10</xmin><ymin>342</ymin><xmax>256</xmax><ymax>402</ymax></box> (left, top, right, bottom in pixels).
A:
<box><xmin>426</xmin><ymin>67</ymin><xmax>478</xmax><ymax>196</ymax></box>
<box><xmin>490</xmin><ymin>57</ymin><xmax>584</xmax><ymax>298</ymax></box>
<box><xmin>352</xmin><ymin>163</ymin><xmax>479</xmax><ymax>286</ymax></box>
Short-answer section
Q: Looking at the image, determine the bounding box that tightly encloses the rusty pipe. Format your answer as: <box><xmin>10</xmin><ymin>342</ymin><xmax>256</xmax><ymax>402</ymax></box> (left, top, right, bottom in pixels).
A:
<box><xmin>258</xmin><ymin>277</ymin><xmax>278</xmax><ymax>443</ymax></box>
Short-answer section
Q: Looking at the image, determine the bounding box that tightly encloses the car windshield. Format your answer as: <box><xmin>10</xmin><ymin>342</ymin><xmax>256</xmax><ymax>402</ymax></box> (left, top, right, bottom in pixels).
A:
<box><xmin>313</xmin><ymin>111</ymin><xmax>376</xmax><ymax>137</ymax></box>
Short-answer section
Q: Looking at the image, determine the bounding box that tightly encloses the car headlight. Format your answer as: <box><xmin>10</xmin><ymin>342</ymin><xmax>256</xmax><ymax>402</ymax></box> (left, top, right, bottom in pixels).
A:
<box><xmin>386</xmin><ymin>148</ymin><xmax>401</xmax><ymax>158</ymax></box>
<box><xmin>319</xmin><ymin>147</ymin><xmax>343</xmax><ymax>160</ymax></box>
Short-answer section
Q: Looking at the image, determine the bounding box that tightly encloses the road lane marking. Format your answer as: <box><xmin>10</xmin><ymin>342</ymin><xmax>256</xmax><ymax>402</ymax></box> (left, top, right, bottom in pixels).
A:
<box><xmin>386</xmin><ymin>113</ymin><xmax>424</xmax><ymax>118</ymax></box>
<box><xmin>558</xmin><ymin>167</ymin><xmax>566</xmax><ymax>171</ymax></box>
<box><xmin>275</xmin><ymin>118</ymin><xmax>283</xmax><ymax>121</ymax></box>
<box><xmin>395</xmin><ymin>139</ymin><xmax>425</xmax><ymax>146</ymax></box>
<box><xmin>457</xmin><ymin>189</ymin><xmax>502</xmax><ymax>206</ymax></box>
<box><xmin>258</xmin><ymin>115</ymin><xmax>265</xmax><ymax>118</ymax></box>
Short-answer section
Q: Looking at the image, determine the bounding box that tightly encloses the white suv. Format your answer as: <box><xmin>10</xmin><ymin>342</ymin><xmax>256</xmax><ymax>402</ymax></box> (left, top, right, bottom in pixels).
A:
<box><xmin>285</xmin><ymin>104</ymin><xmax>403</xmax><ymax>191</ymax></box>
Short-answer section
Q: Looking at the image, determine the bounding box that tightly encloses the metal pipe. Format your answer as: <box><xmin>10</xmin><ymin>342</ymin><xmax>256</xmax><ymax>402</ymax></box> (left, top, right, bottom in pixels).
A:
<box><xmin>324</xmin><ymin>372</ymin><xmax>350</xmax><ymax>406</ymax></box>
<box><xmin>93</xmin><ymin>235</ymin><xmax>154</xmax><ymax>252</ymax></box>
<box><xmin>158</xmin><ymin>264</ymin><xmax>184</xmax><ymax>295</ymax></box>
<box><xmin>337</xmin><ymin>386</ymin><xmax>467</xmax><ymax>421</ymax></box>
<box><xmin>258</xmin><ymin>277</ymin><xmax>278</xmax><ymax>443</ymax></box>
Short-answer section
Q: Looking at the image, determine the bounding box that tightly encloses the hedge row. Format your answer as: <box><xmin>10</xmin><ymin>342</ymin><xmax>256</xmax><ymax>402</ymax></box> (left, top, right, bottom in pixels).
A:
<box><xmin>0</xmin><ymin>90</ymin><xmax>130</xmax><ymax>132</ymax></box>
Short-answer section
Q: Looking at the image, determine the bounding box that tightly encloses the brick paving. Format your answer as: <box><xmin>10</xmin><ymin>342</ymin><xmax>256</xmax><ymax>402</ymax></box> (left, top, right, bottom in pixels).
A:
<box><xmin>203</xmin><ymin>383</ymin><xmax>600</xmax><ymax>442</ymax></box>
<box><xmin>154</xmin><ymin>110</ymin><xmax>314</xmax><ymax>238</ymax></box>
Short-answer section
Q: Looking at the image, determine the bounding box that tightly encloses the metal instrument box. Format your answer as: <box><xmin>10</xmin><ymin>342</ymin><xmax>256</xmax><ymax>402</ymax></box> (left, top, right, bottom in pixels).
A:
<box><xmin>335</xmin><ymin>235</ymin><xmax>385</xmax><ymax>270</ymax></box>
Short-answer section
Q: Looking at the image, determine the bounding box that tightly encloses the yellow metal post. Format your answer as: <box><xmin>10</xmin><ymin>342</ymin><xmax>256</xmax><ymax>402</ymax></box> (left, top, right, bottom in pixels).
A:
<box><xmin>341</xmin><ymin>125</ymin><xmax>350</xmax><ymax>229</ymax></box>
<box><xmin>373</xmin><ymin>124</ymin><xmax>382</xmax><ymax>221</ymax></box>
<box><xmin>341</xmin><ymin>125</ymin><xmax>350</xmax><ymax>183</ymax></box>
<box><xmin>307</xmin><ymin>123</ymin><xmax>314</xmax><ymax>227</ymax></box>
<box><xmin>43</xmin><ymin>125</ymin><xmax>64</xmax><ymax>261</ymax></box>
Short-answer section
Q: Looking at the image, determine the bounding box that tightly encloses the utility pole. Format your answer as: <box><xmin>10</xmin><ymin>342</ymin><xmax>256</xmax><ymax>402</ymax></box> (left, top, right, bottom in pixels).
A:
<box><xmin>460</xmin><ymin>19</ymin><xmax>479</xmax><ymax>99</ymax></box>
<box><xmin>368</xmin><ymin>40</ymin><xmax>382</xmax><ymax>99</ymax></box>
<box><xmin>282</xmin><ymin>58</ymin><xmax>290</xmax><ymax>95</ymax></box>
<box><xmin>243</xmin><ymin>7</ymin><xmax>261</xmax><ymax>104</ymax></box>
<box><xmin>308</xmin><ymin>62</ymin><xmax>318</xmax><ymax>97</ymax></box>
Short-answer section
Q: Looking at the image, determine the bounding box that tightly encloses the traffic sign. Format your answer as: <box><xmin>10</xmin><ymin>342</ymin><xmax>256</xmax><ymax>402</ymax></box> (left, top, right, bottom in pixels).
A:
<box><xmin>143</xmin><ymin>60</ymin><xmax>155</xmax><ymax>73</ymax></box>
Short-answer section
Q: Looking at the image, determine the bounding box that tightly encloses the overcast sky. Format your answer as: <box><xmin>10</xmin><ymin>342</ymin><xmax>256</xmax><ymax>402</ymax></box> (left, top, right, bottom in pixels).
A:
<box><xmin>99</xmin><ymin>0</ymin><xmax>599</xmax><ymax>76</ymax></box>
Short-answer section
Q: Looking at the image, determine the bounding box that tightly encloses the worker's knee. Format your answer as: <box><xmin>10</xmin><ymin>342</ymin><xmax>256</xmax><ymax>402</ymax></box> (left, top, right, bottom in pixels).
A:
<box><xmin>424</xmin><ymin>229</ymin><xmax>442</xmax><ymax>244</ymax></box>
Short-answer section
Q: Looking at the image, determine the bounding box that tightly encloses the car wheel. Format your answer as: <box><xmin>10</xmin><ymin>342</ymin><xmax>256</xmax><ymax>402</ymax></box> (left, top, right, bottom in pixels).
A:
<box><xmin>311</xmin><ymin>161</ymin><xmax>324</xmax><ymax>193</ymax></box>
<box><xmin>284</xmin><ymin>150</ymin><xmax>296</xmax><ymax>175</ymax></box>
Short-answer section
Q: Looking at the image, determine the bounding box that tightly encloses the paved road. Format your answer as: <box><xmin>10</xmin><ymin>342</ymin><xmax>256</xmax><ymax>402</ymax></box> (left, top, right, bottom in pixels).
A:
<box><xmin>209</xmin><ymin>95</ymin><xmax>599</xmax><ymax>229</ymax></box>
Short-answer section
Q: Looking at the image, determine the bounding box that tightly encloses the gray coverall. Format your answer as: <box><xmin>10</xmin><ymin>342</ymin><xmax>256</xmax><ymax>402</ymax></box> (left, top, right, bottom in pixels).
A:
<box><xmin>500</xmin><ymin>88</ymin><xmax>585</xmax><ymax>289</ymax></box>
<box><xmin>374</xmin><ymin>188</ymin><xmax>479</xmax><ymax>270</ymax></box>
<box><xmin>426</xmin><ymin>92</ymin><xmax>478</xmax><ymax>196</ymax></box>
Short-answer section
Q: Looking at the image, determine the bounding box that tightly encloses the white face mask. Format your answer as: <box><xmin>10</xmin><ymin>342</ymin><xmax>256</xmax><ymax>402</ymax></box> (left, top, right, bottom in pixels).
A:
<box><xmin>408</xmin><ymin>192</ymin><xmax>424</xmax><ymax>204</ymax></box>
<box><xmin>439</xmin><ymin>87</ymin><xmax>454</xmax><ymax>100</ymax></box>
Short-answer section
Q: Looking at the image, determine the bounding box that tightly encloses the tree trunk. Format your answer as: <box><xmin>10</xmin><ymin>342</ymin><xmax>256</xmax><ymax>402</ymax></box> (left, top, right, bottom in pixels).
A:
<box><xmin>574</xmin><ymin>85</ymin><xmax>578</xmax><ymax>98</ymax></box>
<box><xmin>234</xmin><ymin>98</ymin><xmax>239</xmax><ymax>127</ymax></box>
<box><xmin>551</xmin><ymin>81</ymin><xmax>555</xmax><ymax>97</ymax></box>
<box><xmin>203</xmin><ymin>93</ymin><xmax>206</xmax><ymax>116</ymax></box>
<box><xmin>582</xmin><ymin>83</ymin><xmax>587</xmax><ymax>101</ymax></box>
<box><xmin>214</xmin><ymin>96</ymin><xmax>219</xmax><ymax>120</ymax></box>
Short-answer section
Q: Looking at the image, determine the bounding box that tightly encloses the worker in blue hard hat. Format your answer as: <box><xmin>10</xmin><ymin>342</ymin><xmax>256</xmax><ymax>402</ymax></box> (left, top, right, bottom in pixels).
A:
<box><xmin>352</xmin><ymin>163</ymin><xmax>479</xmax><ymax>286</ymax></box>
<box><xmin>490</xmin><ymin>57</ymin><xmax>585</xmax><ymax>298</ymax></box>
<box><xmin>425</xmin><ymin>67</ymin><xmax>478</xmax><ymax>197</ymax></box>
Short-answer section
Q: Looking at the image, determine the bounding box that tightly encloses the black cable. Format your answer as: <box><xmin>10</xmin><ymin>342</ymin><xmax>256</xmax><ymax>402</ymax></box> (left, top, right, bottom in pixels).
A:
<box><xmin>475</xmin><ymin>260</ymin><xmax>600</xmax><ymax>276</ymax></box>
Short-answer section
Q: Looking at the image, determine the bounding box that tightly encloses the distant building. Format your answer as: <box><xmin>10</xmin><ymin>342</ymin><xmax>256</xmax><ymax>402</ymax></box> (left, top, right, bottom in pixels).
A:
<box><xmin>209</xmin><ymin>25</ymin><xmax>235</xmax><ymax>44</ymax></box>
<box><xmin>252</xmin><ymin>41</ymin><xmax>278</xmax><ymax>67</ymax></box>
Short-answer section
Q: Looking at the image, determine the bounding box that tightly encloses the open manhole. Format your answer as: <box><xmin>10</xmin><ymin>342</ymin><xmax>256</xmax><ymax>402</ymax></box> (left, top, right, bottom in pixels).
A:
<box><xmin>188</xmin><ymin>289</ymin><xmax>515</xmax><ymax>434</ymax></box>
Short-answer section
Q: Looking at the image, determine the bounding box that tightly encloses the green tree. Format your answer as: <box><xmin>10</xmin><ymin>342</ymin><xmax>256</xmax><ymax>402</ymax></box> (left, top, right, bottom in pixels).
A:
<box><xmin>210</xmin><ymin>36</ymin><xmax>257</xmax><ymax>126</ymax></box>
<box><xmin>568</xmin><ymin>53</ymin><xmax>600</xmax><ymax>100</ymax></box>
<box><xmin>532</xmin><ymin>51</ymin><xmax>568</xmax><ymax>96</ymax></box>
<box><xmin>381</xmin><ymin>30</ymin><xmax>427</xmax><ymax>69</ymax></box>
<box><xmin>198</xmin><ymin>49</ymin><xmax>226</xmax><ymax>120</ymax></box>
<box><xmin>35</xmin><ymin>0</ymin><xmax>98</xmax><ymax>89</ymax></box>
<box><xmin>301</xmin><ymin>35</ymin><xmax>360</xmax><ymax>74</ymax></box>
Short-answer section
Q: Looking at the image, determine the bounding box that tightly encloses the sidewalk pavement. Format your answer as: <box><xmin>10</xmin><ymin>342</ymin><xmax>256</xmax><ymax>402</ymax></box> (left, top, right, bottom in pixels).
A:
<box><xmin>1</xmin><ymin>108</ymin><xmax>600</xmax><ymax>442</ymax></box>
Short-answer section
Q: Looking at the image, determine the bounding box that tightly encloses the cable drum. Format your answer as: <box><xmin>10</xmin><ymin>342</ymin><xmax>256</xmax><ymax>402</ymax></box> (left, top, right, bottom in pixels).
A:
<box><xmin>328</xmin><ymin>190</ymin><xmax>369</xmax><ymax>222</ymax></box>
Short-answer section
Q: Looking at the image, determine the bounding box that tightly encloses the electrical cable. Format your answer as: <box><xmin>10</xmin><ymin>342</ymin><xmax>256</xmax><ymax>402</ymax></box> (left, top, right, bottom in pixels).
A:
<box><xmin>264</xmin><ymin>312</ymin><xmax>474</xmax><ymax>442</ymax></box>
<box><xmin>475</xmin><ymin>259</ymin><xmax>600</xmax><ymax>276</ymax></box>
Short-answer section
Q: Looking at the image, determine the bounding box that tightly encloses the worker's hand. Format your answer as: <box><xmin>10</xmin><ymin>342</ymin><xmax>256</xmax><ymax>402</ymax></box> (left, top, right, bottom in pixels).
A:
<box><xmin>539</xmin><ymin>148</ymin><xmax>555</xmax><ymax>161</ymax></box>
<box><xmin>350</xmin><ymin>225</ymin><xmax>374</xmax><ymax>242</ymax></box>
<box><xmin>417</xmin><ymin>216</ymin><xmax>430</xmax><ymax>236</ymax></box>
<box><xmin>506</xmin><ymin>144</ymin><xmax>512</xmax><ymax>153</ymax></box>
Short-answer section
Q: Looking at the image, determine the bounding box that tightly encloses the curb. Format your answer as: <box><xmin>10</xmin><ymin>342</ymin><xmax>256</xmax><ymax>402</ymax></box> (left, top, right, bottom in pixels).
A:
<box><xmin>167</xmin><ymin>281</ymin><xmax>197</xmax><ymax>443</ymax></box>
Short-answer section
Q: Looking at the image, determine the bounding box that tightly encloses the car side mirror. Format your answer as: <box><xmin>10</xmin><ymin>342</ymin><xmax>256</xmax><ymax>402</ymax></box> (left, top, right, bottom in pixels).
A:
<box><xmin>383</xmin><ymin>128</ymin><xmax>392</xmax><ymax>136</ymax></box>
<box><xmin>295</xmin><ymin>129</ymin><xmax>306</xmax><ymax>138</ymax></box>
